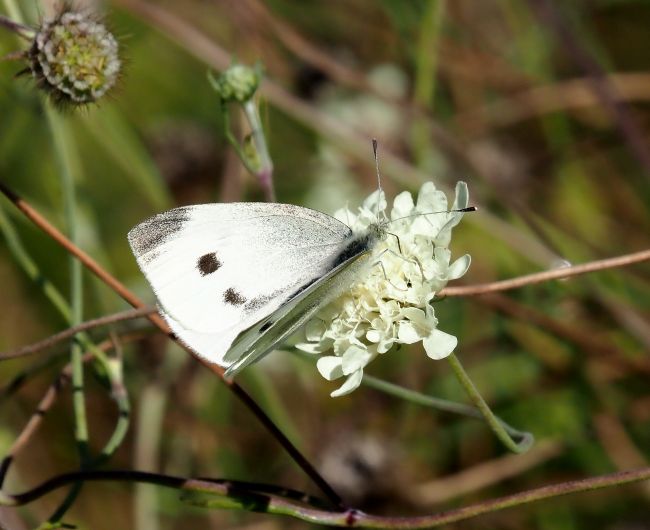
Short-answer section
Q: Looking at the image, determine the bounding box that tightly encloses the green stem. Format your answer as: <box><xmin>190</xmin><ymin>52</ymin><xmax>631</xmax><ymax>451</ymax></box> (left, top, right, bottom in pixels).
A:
<box><xmin>220</xmin><ymin>100</ymin><xmax>258</xmax><ymax>175</ymax></box>
<box><xmin>45</xmin><ymin>107</ymin><xmax>88</xmax><ymax>455</ymax></box>
<box><xmin>44</xmin><ymin>95</ymin><xmax>88</xmax><ymax>525</ymax></box>
<box><xmin>0</xmin><ymin>202</ymin><xmax>131</xmax><ymax>511</ymax></box>
<box><xmin>0</xmin><ymin>207</ymin><xmax>72</xmax><ymax>319</ymax></box>
<box><xmin>134</xmin><ymin>384</ymin><xmax>166</xmax><ymax>530</ymax></box>
<box><xmin>446</xmin><ymin>353</ymin><xmax>534</xmax><ymax>453</ymax></box>
<box><xmin>412</xmin><ymin>0</ymin><xmax>445</xmax><ymax>169</ymax></box>
<box><xmin>362</xmin><ymin>374</ymin><xmax>531</xmax><ymax>442</ymax></box>
<box><xmin>242</xmin><ymin>99</ymin><xmax>276</xmax><ymax>202</ymax></box>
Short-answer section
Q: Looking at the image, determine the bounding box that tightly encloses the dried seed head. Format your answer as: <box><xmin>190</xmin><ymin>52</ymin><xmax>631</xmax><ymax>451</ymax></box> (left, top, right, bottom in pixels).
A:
<box><xmin>28</xmin><ymin>7</ymin><xmax>120</xmax><ymax>106</ymax></box>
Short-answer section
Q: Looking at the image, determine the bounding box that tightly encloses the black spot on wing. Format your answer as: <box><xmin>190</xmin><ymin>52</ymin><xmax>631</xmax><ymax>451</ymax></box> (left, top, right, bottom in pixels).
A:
<box><xmin>224</xmin><ymin>288</ymin><xmax>246</xmax><ymax>306</ymax></box>
<box><xmin>128</xmin><ymin>207</ymin><xmax>191</xmax><ymax>259</ymax></box>
<box><xmin>197</xmin><ymin>252</ymin><xmax>221</xmax><ymax>276</ymax></box>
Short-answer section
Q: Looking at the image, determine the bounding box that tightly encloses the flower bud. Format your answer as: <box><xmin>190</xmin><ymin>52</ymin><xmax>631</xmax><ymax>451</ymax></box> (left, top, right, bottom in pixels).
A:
<box><xmin>210</xmin><ymin>63</ymin><xmax>261</xmax><ymax>103</ymax></box>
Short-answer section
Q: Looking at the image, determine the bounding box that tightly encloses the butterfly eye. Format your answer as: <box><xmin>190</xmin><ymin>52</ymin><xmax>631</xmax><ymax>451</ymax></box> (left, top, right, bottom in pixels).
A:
<box><xmin>197</xmin><ymin>252</ymin><xmax>222</xmax><ymax>276</ymax></box>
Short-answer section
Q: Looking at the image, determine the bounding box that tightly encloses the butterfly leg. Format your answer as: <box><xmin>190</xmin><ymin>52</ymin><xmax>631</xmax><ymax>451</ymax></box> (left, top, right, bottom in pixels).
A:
<box><xmin>386</xmin><ymin>231</ymin><xmax>403</xmax><ymax>254</ymax></box>
<box><xmin>371</xmin><ymin>259</ymin><xmax>408</xmax><ymax>291</ymax></box>
<box><xmin>374</xmin><ymin>247</ymin><xmax>426</xmax><ymax>281</ymax></box>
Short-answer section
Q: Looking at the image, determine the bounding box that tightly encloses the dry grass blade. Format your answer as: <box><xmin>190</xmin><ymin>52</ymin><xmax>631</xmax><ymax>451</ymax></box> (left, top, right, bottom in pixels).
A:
<box><xmin>0</xmin><ymin>306</ymin><xmax>157</xmax><ymax>360</ymax></box>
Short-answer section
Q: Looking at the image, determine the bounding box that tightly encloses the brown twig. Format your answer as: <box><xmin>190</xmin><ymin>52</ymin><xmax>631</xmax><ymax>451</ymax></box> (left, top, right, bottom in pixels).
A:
<box><xmin>2</xmin><ymin>466</ymin><xmax>650</xmax><ymax>527</ymax></box>
<box><xmin>0</xmin><ymin>306</ymin><xmax>157</xmax><ymax>360</ymax></box>
<box><xmin>439</xmin><ymin>249</ymin><xmax>650</xmax><ymax>297</ymax></box>
<box><xmin>0</xmin><ymin>14</ymin><xmax>32</xmax><ymax>39</ymax></box>
<box><xmin>0</xmin><ymin>180</ymin><xmax>343</xmax><ymax>508</ymax></box>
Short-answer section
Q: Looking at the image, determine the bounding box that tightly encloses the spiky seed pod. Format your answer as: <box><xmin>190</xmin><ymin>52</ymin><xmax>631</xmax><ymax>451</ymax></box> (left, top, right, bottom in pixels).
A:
<box><xmin>28</xmin><ymin>7</ymin><xmax>120</xmax><ymax>106</ymax></box>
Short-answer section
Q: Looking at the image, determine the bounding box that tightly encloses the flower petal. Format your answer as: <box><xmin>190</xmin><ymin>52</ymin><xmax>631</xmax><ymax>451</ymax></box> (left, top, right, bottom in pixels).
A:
<box><xmin>317</xmin><ymin>356</ymin><xmax>344</xmax><ymax>381</ymax></box>
<box><xmin>331</xmin><ymin>369</ymin><xmax>364</xmax><ymax>397</ymax></box>
<box><xmin>447</xmin><ymin>254</ymin><xmax>471</xmax><ymax>280</ymax></box>
<box><xmin>452</xmin><ymin>181</ymin><xmax>469</xmax><ymax>210</ymax></box>
<box><xmin>341</xmin><ymin>345</ymin><xmax>373</xmax><ymax>374</ymax></box>
<box><xmin>391</xmin><ymin>191</ymin><xmax>414</xmax><ymax>219</ymax></box>
<box><xmin>401</xmin><ymin>307</ymin><xmax>427</xmax><ymax>326</ymax></box>
<box><xmin>423</xmin><ymin>329</ymin><xmax>457</xmax><ymax>360</ymax></box>
<box><xmin>397</xmin><ymin>321</ymin><xmax>422</xmax><ymax>344</ymax></box>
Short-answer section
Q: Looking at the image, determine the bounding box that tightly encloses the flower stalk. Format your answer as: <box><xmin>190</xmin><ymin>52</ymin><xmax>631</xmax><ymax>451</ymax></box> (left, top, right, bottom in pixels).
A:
<box><xmin>209</xmin><ymin>62</ymin><xmax>276</xmax><ymax>201</ymax></box>
<box><xmin>447</xmin><ymin>353</ymin><xmax>534</xmax><ymax>453</ymax></box>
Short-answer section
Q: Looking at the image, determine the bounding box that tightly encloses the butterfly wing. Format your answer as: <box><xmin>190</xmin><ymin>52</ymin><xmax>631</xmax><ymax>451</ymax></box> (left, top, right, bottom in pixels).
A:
<box><xmin>159</xmin><ymin>228</ymin><xmax>378</xmax><ymax>379</ymax></box>
<box><xmin>128</xmin><ymin>203</ymin><xmax>352</xmax><ymax>366</ymax></box>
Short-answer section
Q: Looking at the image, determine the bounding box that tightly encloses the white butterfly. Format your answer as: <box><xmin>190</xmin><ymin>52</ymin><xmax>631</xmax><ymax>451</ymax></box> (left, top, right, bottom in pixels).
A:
<box><xmin>128</xmin><ymin>200</ymin><xmax>389</xmax><ymax>378</ymax></box>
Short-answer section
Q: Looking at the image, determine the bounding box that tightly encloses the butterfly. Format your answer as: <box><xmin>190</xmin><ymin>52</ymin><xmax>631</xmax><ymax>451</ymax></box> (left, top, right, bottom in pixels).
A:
<box><xmin>128</xmin><ymin>144</ymin><xmax>474</xmax><ymax>379</ymax></box>
<box><xmin>127</xmin><ymin>198</ymin><xmax>392</xmax><ymax>378</ymax></box>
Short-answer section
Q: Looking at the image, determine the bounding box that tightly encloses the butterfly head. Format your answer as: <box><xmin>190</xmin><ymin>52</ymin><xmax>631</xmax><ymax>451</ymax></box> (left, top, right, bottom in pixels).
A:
<box><xmin>369</xmin><ymin>219</ymin><xmax>388</xmax><ymax>244</ymax></box>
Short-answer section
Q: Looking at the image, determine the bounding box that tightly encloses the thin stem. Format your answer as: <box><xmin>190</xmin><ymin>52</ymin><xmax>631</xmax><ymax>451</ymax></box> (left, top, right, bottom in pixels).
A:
<box><xmin>0</xmin><ymin>189</ymin><xmax>134</xmax><ymax>470</ymax></box>
<box><xmin>412</xmin><ymin>0</ymin><xmax>445</xmax><ymax>168</ymax></box>
<box><xmin>0</xmin><ymin>180</ymin><xmax>343</xmax><ymax>507</ymax></box>
<box><xmin>439</xmin><ymin>248</ymin><xmax>650</xmax><ymax>297</ymax></box>
<box><xmin>362</xmin><ymin>375</ymin><xmax>531</xmax><ymax>443</ymax></box>
<box><xmin>242</xmin><ymin>98</ymin><xmax>276</xmax><ymax>201</ymax></box>
<box><xmin>219</xmin><ymin>98</ymin><xmax>258</xmax><ymax>175</ymax></box>
<box><xmin>0</xmin><ymin>306</ymin><xmax>156</xmax><ymax>360</ymax></box>
<box><xmin>134</xmin><ymin>383</ymin><xmax>166</xmax><ymax>530</ymax></box>
<box><xmin>90</xmin><ymin>332</ymin><xmax>132</xmax><ymax>467</ymax></box>
<box><xmin>0</xmin><ymin>332</ymin><xmax>144</xmax><ymax>488</ymax></box>
<box><xmin>44</xmin><ymin>104</ymin><xmax>89</xmax><ymax>522</ymax></box>
<box><xmin>2</xmin><ymin>466</ymin><xmax>649</xmax><ymax>527</ymax></box>
<box><xmin>0</xmin><ymin>13</ymin><xmax>32</xmax><ymax>38</ymax></box>
<box><xmin>0</xmin><ymin>205</ymin><xmax>72</xmax><ymax>320</ymax></box>
<box><xmin>447</xmin><ymin>353</ymin><xmax>534</xmax><ymax>453</ymax></box>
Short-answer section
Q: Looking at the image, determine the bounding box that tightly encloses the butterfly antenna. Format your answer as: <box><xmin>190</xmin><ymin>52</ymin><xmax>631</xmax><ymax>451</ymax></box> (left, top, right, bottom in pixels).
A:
<box><xmin>389</xmin><ymin>206</ymin><xmax>477</xmax><ymax>224</ymax></box>
<box><xmin>372</xmin><ymin>138</ymin><xmax>386</xmax><ymax>222</ymax></box>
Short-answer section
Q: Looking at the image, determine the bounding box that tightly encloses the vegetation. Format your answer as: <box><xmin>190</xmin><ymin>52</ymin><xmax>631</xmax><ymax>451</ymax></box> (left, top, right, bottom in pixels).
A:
<box><xmin>0</xmin><ymin>1</ymin><xmax>649</xmax><ymax>528</ymax></box>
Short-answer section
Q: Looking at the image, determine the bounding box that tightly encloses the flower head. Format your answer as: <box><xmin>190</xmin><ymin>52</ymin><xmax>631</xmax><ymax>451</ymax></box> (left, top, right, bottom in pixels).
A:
<box><xmin>297</xmin><ymin>182</ymin><xmax>471</xmax><ymax>397</ymax></box>
<box><xmin>28</xmin><ymin>6</ymin><xmax>120</xmax><ymax>106</ymax></box>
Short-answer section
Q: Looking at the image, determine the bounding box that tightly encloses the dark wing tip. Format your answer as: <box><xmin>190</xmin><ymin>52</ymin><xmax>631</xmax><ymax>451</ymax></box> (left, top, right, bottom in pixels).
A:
<box><xmin>128</xmin><ymin>207</ymin><xmax>192</xmax><ymax>258</ymax></box>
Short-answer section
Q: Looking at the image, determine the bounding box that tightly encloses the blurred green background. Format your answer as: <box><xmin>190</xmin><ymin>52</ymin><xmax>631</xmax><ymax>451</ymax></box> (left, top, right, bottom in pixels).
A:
<box><xmin>1</xmin><ymin>0</ymin><xmax>649</xmax><ymax>528</ymax></box>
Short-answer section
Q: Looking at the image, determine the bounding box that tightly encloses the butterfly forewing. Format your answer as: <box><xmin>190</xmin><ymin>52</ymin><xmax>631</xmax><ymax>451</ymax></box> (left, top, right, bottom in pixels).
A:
<box><xmin>128</xmin><ymin>203</ymin><xmax>353</xmax><ymax>365</ymax></box>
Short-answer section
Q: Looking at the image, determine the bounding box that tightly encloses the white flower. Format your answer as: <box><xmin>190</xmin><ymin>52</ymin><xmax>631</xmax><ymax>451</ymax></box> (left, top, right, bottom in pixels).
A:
<box><xmin>297</xmin><ymin>181</ymin><xmax>471</xmax><ymax>397</ymax></box>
